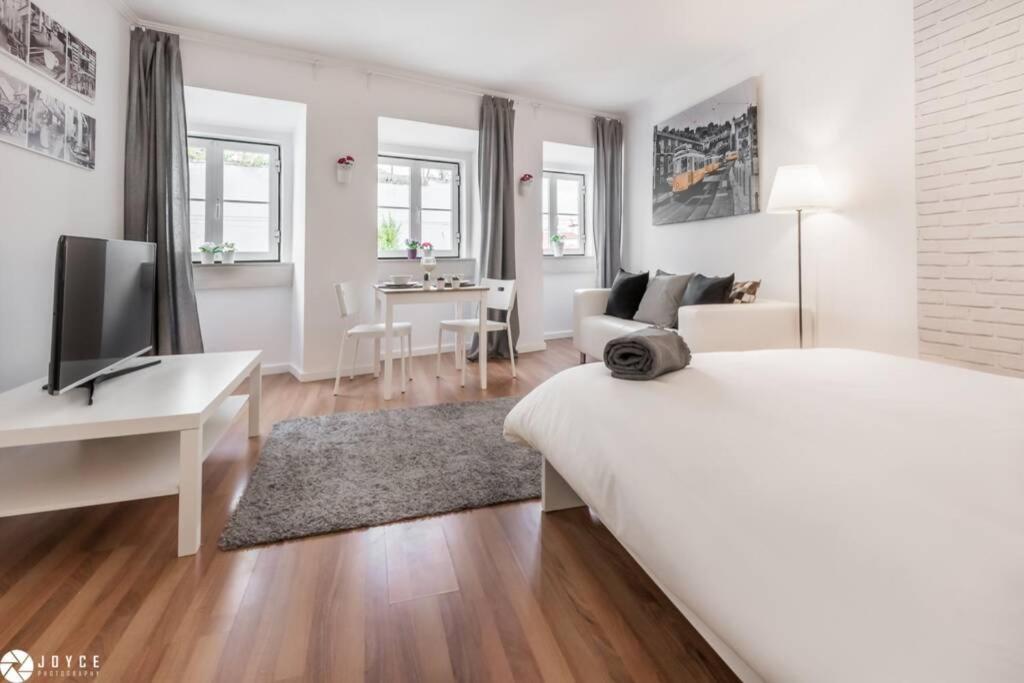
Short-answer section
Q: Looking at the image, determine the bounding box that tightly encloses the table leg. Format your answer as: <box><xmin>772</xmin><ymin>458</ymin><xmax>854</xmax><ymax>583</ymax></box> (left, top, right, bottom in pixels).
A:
<box><xmin>248</xmin><ymin>364</ymin><xmax>261</xmax><ymax>438</ymax></box>
<box><xmin>373</xmin><ymin>290</ymin><xmax>382</xmax><ymax>378</ymax></box>
<box><xmin>479</xmin><ymin>290</ymin><xmax>488</xmax><ymax>390</ymax></box>
<box><xmin>178</xmin><ymin>427</ymin><xmax>203</xmax><ymax>557</ymax></box>
<box><xmin>383</xmin><ymin>300</ymin><xmax>394</xmax><ymax>400</ymax></box>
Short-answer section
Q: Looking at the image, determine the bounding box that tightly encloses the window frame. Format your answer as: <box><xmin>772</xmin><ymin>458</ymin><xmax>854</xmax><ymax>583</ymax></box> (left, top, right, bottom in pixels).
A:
<box><xmin>377</xmin><ymin>154</ymin><xmax>462</xmax><ymax>259</ymax></box>
<box><xmin>541</xmin><ymin>170</ymin><xmax>587</xmax><ymax>257</ymax></box>
<box><xmin>188</xmin><ymin>135</ymin><xmax>282</xmax><ymax>263</ymax></box>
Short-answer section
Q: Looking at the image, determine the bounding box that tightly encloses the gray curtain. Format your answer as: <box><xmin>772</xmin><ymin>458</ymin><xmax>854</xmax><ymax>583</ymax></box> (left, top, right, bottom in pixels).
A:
<box><xmin>124</xmin><ymin>28</ymin><xmax>203</xmax><ymax>355</ymax></box>
<box><xmin>469</xmin><ymin>95</ymin><xmax>518</xmax><ymax>361</ymax></box>
<box><xmin>594</xmin><ymin>116</ymin><xmax>624</xmax><ymax>288</ymax></box>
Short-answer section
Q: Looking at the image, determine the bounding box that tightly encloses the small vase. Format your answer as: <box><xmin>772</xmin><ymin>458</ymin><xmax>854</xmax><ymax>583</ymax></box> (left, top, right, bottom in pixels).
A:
<box><xmin>336</xmin><ymin>165</ymin><xmax>352</xmax><ymax>184</ymax></box>
<box><xmin>552</xmin><ymin>242</ymin><xmax>565</xmax><ymax>258</ymax></box>
<box><xmin>406</xmin><ymin>248</ymin><xmax>418</xmax><ymax>260</ymax></box>
<box><xmin>200</xmin><ymin>252</ymin><xmax>216</xmax><ymax>265</ymax></box>
<box><xmin>518</xmin><ymin>179</ymin><xmax>532</xmax><ymax>196</ymax></box>
<box><xmin>421</xmin><ymin>255</ymin><xmax>437</xmax><ymax>280</ymax></box>
<box><xmin>221</xmin><ymin>251</ymin><xmax>236</xmax><ymax>264</ymax></box>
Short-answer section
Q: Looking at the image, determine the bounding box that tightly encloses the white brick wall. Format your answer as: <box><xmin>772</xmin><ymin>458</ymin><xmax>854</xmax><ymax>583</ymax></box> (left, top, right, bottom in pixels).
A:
<box><xmin>916</xmin><ymin>0</ymin><xmax>1024</xmax><ymax>375</ymax></box>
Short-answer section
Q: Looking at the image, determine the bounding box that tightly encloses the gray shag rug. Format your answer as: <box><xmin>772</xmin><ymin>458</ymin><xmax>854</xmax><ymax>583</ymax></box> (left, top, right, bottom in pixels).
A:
<box><xmin>219</xmin><ymin>397</ymin><xmax>539</xmax><ymax>550</ymax></box>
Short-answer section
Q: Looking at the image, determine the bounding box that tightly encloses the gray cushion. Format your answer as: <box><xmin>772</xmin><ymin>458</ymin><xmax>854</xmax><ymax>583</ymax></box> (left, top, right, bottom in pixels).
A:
<box><xmin>633</xmin><ymin>271</ymin><xmax>692</xmax><ymax>328</ymax></box>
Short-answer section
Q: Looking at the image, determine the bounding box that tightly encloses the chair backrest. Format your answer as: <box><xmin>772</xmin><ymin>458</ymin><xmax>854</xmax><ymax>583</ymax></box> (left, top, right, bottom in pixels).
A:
<box><xmin>333</xmin><ymin>282</ymin><xmax>360</xmax><ymax>319</ymax></box>
<box><xmin>482</xmin><ymin>278</ymin><xmax>516</xmax><ymax>312</ymax></box>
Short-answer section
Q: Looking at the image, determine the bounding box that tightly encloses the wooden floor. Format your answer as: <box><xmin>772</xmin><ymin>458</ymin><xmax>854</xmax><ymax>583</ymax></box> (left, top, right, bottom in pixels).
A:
<box><xmin>0</xmin><ymin>339</ymin><xmax>739</xmax><ymax>682</ymax></box>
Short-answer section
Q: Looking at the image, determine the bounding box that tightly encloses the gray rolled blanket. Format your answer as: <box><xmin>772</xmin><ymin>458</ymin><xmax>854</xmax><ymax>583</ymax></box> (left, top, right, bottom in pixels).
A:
<box><xmin>603</xmin><ymin>327</ymin><xmax>692</xmax><ymax>380</ymax></box>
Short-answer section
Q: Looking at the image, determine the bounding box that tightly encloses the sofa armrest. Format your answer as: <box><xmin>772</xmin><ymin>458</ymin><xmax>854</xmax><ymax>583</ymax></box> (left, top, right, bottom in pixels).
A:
<box><xmin>573</xmin><ymin>289</ymin><xmax>611</xmax><ymax>350</ymax></box>
<box><xmin>677</xmin><ymin>300</ymin><xmax>800</xmax><ymax>352</ymax></box>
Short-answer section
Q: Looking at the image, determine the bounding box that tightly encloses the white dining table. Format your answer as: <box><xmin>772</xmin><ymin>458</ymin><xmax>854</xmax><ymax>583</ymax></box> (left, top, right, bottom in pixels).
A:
<box><xmin>373</xmin><ymin>283</ymin><xmax>490</xmax><ymax>400</ymax></box>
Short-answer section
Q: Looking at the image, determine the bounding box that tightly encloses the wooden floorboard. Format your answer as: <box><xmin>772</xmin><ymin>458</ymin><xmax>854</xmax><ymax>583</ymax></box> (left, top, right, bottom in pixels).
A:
<box><xmin>0</xmin><ymin>339</ymin><xmax>739</xmax><ymax>682</ymax></box>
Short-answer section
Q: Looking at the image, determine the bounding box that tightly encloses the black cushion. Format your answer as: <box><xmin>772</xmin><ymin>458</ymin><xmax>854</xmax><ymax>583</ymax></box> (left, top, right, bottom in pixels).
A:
<box><xmin>682</xmin><ymin>273</ymin><xmax>735</xmax><ymax>306</ymax></box>
<box><xmin>605</xmin><ymin>269</ymin><xmax>650</xmax><ymax>319</ymax></box>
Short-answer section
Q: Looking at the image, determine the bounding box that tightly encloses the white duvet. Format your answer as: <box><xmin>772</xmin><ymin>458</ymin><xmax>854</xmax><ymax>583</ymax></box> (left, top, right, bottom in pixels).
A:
<box><xmin>504</xmin><ymin>349</ymin><xmax>1024</xmax><ymax>683</ymax></box>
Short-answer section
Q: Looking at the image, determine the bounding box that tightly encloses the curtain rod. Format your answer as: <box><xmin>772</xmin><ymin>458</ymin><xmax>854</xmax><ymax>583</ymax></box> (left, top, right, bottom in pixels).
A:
<box><xmin>363</xmin><ymin>69</ymin><xmax>619</xmax><ymax>120</ymax></box>
<box><xmin>132</xmin><ymin>19</ymin><xmax>621</xmax><ymax>121</ymax></box>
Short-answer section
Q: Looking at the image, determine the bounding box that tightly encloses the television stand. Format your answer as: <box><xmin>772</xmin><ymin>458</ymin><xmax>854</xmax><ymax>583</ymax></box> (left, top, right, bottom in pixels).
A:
<box><xmin>81</xmin><ymin>359</ymin><xmax>162</xmax><ymax>405</ymax></box>
<box><xmin>0</xmin><ymin>351</ymin><xmax>262</xmax><ymax>557</ymax></box>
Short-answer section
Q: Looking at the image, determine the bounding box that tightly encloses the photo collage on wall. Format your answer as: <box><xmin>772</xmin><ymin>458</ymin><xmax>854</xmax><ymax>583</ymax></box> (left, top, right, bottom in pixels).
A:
<box><xmin>0</xmin><ymin>0</ymin><xmax>96</xmax><ymax>169</ymax></box>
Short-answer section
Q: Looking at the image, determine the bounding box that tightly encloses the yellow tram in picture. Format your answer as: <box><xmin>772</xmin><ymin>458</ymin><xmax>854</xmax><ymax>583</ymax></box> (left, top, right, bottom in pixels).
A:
<box><xmin>670</xmin><ymin>149</ymin><xmax>721</xmax><ymax>194</ymax></box>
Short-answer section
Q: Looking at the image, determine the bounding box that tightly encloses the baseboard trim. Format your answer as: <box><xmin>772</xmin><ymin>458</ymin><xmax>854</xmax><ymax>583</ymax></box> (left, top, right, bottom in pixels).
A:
<box><xmin>290</xmin><ymin>340</ymin><xmax>547</xmax><ymax>382</ymax></box>
<box><xmin>543</xmin><ymin>330</ymin><xmax>573</xmax><ymax>341</ymax></box>
<box><xmin>261</xmin><ymin>362</ymin><xmax>292</xmax><ymax>376</ymax></box>
<box><xmin>516</xmin><ymin>341</ymin><xmax>547</xmax><ymax>353</ymax></box>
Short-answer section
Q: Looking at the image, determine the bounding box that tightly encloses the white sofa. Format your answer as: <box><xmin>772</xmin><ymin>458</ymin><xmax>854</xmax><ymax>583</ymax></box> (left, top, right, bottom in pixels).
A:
<box><xmin>573</xmin><ymin>288</ymin><xmax>800</xmax><ymax>360</ymax></box>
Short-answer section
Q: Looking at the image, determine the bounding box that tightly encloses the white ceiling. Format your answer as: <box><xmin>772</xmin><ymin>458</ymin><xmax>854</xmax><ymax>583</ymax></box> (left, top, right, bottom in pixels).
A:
<box><xmin>124</xmin><ymin>0</ymin><xmax>823</xmax><ymax>112</ymax></box>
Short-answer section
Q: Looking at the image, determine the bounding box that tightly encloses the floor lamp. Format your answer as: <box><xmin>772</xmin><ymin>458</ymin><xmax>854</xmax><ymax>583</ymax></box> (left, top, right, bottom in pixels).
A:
<box><xmin>766</xmin><ymin>165</ymin><xmax>829</xmax><ymax>349</ymax></box>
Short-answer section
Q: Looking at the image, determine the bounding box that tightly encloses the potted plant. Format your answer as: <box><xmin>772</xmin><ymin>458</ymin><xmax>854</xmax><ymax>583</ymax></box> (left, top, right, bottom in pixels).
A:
<box><xmin>378</xmin><ymin>213</ymin><xmax>400</xmax><ymax>252</ymax></box>
<box><xmin>220</xmin><ymin>242</ymin><xmax>237</xmax><ymax>264</ymax></box>
<box><xmin>404</xmin><ymin>239</ymin><xmax>420</xmax><ymax>260</ymax></box>
<box><xmin>550</xmin><ymin>233</ymin><xmax>566</xmax><ymax>258</ymax></box>
<box><xmin>519</xmin><ymin>172</ymin><xmax>534</xmax><ymax>196</ymax></box>
<box><xmin>336</xmin><ymin>155</ymin><xmax>355</xmax><ymax>184</ymax></box>
<box><xmin>198</xmin><ymin>242</ymin><xmax>221</xmax><ymax>265</ymax></box>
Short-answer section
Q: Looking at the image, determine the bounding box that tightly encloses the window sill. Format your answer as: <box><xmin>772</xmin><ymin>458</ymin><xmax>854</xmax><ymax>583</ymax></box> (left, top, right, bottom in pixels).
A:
<box><xmin>378</xmin><ymin>256</ymin><xmax>476</xmax><ymax>269</ymax></box>
<box><xmin>377</xmin><ymin>256</ymin><xmax>466</xmax><ymax>261</ymax></box>
<box><xmin>543</xmin><ymin>256</ymin><xmax>596</xmax><ymax>275</ymax></box>
<box><xmin>193</xmin><ymin>262</ymin><xmax>294</xmax><ymax>290</ymax></box>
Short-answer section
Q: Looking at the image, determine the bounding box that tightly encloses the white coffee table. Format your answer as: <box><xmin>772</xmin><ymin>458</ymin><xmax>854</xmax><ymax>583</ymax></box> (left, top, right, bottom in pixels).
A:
<box><xmin>0</xmin><ymin>351</ymin><xmax>261</xmax><ymax>556</ymax></box>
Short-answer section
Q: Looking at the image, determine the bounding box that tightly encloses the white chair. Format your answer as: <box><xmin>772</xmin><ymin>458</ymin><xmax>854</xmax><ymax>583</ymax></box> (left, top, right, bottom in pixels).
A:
<box><xmin>436</xmin><ymin>278</ymin><xmax>517</xmax><ymax>387</ymax></box>
<box><xmin>333</xmin><ymin>282</ymin><xmax>413</xmax><ymax>396</ymax></box>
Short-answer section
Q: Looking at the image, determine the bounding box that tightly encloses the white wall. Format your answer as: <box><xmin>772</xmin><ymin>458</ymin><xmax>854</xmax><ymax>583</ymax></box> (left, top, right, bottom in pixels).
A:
<box><xmin>179</xmin><ymin>41</ymin><xmax>597</xmax><ymax>378</ymax></box>
<box><xmin>623</xmin><ymin>0</ymin><xmax>918</xmax><ymax>355</ymax></box>
<box><xmin>916</xmin><ymin>0</ymin><xmax>1024</xmax><ymax>377</ymax></box>
<box><xmin>542</xmin><ymin>141</ymin><xmax>597</xmax><ymax>338</ymax></box>
<box><xmin>184</xmin><ymin>86</ymin><xmax>306</xmax><ymax>370</ymax></box>
<box><xmin>0</xmin><ymin>0</ymin><xmax>130</xmax><ymax>390</ymax></box>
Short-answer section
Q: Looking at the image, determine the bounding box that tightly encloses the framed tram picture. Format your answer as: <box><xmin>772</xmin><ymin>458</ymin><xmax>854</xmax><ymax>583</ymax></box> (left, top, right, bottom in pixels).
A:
<box><xmin>652</xmin><ymin>78</ymin><xmax>760</xmax><ymax>225</ymax></box>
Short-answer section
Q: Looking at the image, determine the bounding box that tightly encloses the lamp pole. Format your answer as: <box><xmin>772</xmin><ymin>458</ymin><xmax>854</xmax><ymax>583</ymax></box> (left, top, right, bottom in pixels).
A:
<box><xmin>797</xmin><ymin>208</ymin><xmax>803</xmax><ymax>349</ymax></box>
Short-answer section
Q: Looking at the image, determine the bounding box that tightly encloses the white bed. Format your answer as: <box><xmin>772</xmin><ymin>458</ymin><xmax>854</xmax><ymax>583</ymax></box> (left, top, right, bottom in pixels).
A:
<box><xmin>503</xmin><ymin>348</ymin><xmax>1024</xmax><ymax>683</ymax></box>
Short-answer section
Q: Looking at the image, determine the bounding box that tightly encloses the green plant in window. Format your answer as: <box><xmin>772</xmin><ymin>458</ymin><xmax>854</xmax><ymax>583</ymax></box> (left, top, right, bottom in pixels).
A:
<box><xmin>378</xmin><ymin>212</ymin><xmax>401</xmax><ymax>251</ymax></box>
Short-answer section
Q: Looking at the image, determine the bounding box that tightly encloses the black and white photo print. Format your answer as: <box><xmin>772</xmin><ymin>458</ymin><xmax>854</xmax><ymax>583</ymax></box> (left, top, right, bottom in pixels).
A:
<box><xmin>28</xmin><ymin>2</ymin><xmax>66</xmax><ymax>84</ymax></box>
<box><xmin>652</xmin><ymin>78</ymin><xmax>759</xmax><ymax>225</ymax></box>
<box><xmin>65</xmin><ymin>104</ymin><xmax>94</xmax><ymax>168</ymax></box>
<box><xmin>26</xmin><ymin>83</ymin><xmax>63</xmax><ymax>158</ymax></box>
<box><xmin>66</xmin><ymin>32</ymin><xmax>95</xmax><ymax>100</ymax></box>
<box><xmin>0</xmin><ymin>0</ymin><xmax>30</xmax><ymax>61</ymax></box>
<box><xmin>0</xmin><ymin>67</ymin><xmax>28</xmax><ymax>147</ymax></box>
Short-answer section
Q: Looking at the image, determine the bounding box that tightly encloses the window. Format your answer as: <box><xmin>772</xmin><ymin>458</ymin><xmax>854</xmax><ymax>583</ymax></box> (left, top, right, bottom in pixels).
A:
<box><xmin>542</xmin><ymin>171</ymin><xmax>586</xmax><ymax>256</ymax></box>
<box><xmin>188</xmin><ymin>136</ymin><xmax>281</xmax><ymax>262</ymax></box>
<box><xmin>377</xmin><ymin>155</ymin><xmax>461</xmax><ymax>258</ymax></box>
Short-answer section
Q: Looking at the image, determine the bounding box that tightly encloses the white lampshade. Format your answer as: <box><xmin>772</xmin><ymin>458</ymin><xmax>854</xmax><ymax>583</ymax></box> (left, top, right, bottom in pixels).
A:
<box><xmin>766</xmin><ymin>164</ymin><xmax>830</xmax><ymax>214</ymax></box>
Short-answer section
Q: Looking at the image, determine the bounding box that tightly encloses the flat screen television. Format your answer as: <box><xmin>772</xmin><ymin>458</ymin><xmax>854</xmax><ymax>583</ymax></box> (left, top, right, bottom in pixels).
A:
<box><xmin>47</xmin><ymin>236</ymin><xmax>158</xmax><ymax>400</ymax></box>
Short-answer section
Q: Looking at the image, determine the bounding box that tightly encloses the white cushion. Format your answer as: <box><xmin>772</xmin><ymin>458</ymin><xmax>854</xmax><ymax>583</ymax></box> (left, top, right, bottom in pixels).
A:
<box><xmin>573</xmin><ymin>288</ymin><xmax>800</xmax><ymax>358</ymax></box>
<box><xmin>348</xmin><ymin>321</ymin><xmax>413</xmax><ymax>337</ymax></box>
<box><xmin>577</xmin><ymin>315</ymin><xmax>650</xmax><ymax>359</ymax></box>
<box><xmin>440</xmin><ymin>318</ymin><xmax>509</xmax><ymax>331</ymax></box>
<box><xmin>677</xmin><ymin>300</ymin><xmax>799</xmax><ymax>352</ymax></box>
